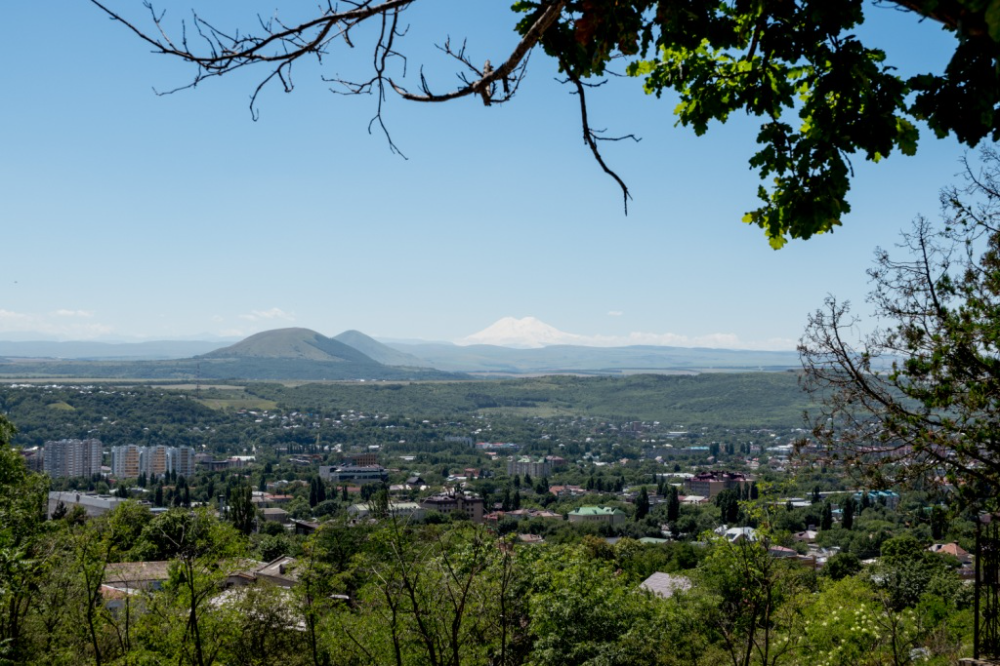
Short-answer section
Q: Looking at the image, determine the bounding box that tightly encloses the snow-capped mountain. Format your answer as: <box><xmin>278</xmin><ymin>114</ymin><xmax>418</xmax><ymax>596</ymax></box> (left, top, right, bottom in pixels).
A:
<box><xmin>456</xmin><ymin>317</ymin><xmax>586</xmax><ymax>348</ymax></box>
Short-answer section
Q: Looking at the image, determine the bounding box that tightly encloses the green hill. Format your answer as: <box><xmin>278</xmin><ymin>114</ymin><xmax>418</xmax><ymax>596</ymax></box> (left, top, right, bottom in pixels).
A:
<box><xmin>251</xmin><ymin>372</ymin><xmax>815</xmax><ymax>427</ymax></box>
<box><xmin>334</xmin><ymin>330</ymin><xmax>431</xmax><ymax>367</ymax></box>
<box><xmin>201</xmin><ymin>328</ymin><xmax>378</xmax><ymax>364</ymax></box>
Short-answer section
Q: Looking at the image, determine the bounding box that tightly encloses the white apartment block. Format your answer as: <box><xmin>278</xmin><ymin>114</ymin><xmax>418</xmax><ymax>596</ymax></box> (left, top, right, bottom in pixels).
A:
<box><xmin>44</xmin><ymin>439</ymin><xmax>102</xmax><ymax>479</ymax></box>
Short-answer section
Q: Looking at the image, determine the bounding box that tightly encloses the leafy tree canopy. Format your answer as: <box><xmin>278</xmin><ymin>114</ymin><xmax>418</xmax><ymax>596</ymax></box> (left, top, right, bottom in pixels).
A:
<box><xmin>94</xmin><ymin>0</ymin><xmax>1000</xmax><ymax>246</ymax></box>
<box><xmin>802</xmin><ymin>149</ymin><xmax>1000</xmax><ymax>507</ymax></box>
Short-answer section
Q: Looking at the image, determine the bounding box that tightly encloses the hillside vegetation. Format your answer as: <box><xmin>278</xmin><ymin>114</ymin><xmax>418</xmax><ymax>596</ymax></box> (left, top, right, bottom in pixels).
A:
<box><xmin>251</xmin><ymin>372</ymin><xmax>814</xmax><ymax>427</ymax></box>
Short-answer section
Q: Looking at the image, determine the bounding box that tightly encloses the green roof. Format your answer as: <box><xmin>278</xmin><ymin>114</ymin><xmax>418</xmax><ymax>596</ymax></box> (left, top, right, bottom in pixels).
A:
<box><xmin>569</xmin><ymin>506</ymin><xmax>625</xmax><ymax>516</ymax></box>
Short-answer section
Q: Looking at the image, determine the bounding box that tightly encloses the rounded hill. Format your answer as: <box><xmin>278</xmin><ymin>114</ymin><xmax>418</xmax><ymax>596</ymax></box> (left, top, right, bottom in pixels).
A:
<box><xmin>200</xmin><ymin>328</ymin><xmax>376</xmax><ymax>364</ymax></box>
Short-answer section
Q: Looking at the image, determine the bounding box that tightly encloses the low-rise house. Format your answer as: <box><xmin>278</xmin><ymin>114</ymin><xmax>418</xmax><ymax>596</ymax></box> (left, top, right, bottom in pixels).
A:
<box><xmin>291</xmin><ymin>519</ymin><xmax>319</xmax><ymax>536</ymax></box>
<box><xmin>507</xmin><ymin>508</ymin><xmax>563</xmax><ymax>521</ymax></box>
<box><xmin>768</xmin><ymin>545</ymin><xmax>799</xmax><ymax>558</ymax></box>
<box><xmin>679</xmin><ymin>494</ymin><xmax>709</xmax><ymax>505</ymax></box>
<box><xmin>486</xmin><ymin>509</ymin><xmax>563</xmax><ymax>524</ymax></box>
<box><xmin>684</xmin><ymin>471</ymin><xmax>753</xmax><ymax>499</ymax></box>
<box><xmin>252</xmin><ymin>556</ymin><xmax>299</xmax><ymax>588</ymax></box>
<box><xmin>420</xmin><ymin>490</ymin><xmax>485</xmax><ymax>523</ymax></box>
<box><xmin>716</xmin><ymin>526</ymin><xmax>757</xmax><ymax>543</ymax></box>
<box><xmin>319</xmin><ymin>465</ymin><xmax>388</xmax><ymax>484</ymax></box>
<box><xmin>261</xmin><ymin>508</ymin><xmax>290</xmax><ymax>524</ymax></box>
<box><xmin>253</xmin><ymin>493</ymin><xmax>293</xmax><ymax>507</ymax></box>
<box><xmin>548</xmin><ymin>485</ymin><xmax>585</xmax><ymax>497</ymax></box>
<box><xmin>347</xmin><ymin>502</ymin><xmax>425</xmax><ymax>521</ymax></box>
<box><xmin>853</xmin><ymin>490</ymin><xmax>900</xmax><ymax>509</ymax></box>
<box><xmin>928</xmin><ymin>542</ymin><xmax>972</xmax><ymax>565</ymax></box>
<box><xmin>104</xmin><ymin>561</ymin><xmax>172</xmax><ymax>592</ymax></box>
<box><xmin>793</xmin><ymin>530</ymin><xmax>819</xmax><ymax>543</ymax></box>
<box><xmin>567</xmin><ymin>506</ymin><xmax>627</xmax><ymax>526</ymax></box>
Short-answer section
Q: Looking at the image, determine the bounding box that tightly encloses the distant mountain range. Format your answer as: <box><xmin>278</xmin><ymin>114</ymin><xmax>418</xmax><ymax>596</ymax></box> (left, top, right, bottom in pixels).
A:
<box><xmin>0</xmin><ymin>329</ymin><xmax>456</xmax><ymax>381</ymax></box>
<box><xmin>0</xmin><ymin>325</ymin><xmax>803</xmax><ymax>379</ymax></box>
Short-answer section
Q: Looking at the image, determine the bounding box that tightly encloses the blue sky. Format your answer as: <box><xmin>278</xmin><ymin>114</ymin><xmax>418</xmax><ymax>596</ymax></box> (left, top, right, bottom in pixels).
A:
<box><xmin>0</xmin><ymin>1</ymin><xmax>971</xmax><ymax>349</ymax></box>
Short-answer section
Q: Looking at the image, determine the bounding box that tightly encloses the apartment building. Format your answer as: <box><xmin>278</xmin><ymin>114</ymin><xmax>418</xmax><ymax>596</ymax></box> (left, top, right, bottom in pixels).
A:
<box><xmin>110</xmin><ymin>444</ymin><xmax>197</xmax><ymax>479</ymax></box>
<box><xmin>43</xmin><ymin>439</ymin><xmax>102</xmax><ymax>479</ymax></box>
<box><xmin>507</xmin><ymin>456</ymin><xmax>552</xmax><ymax>478</ymax></box>
<box><xmin>111</xmin><ymin>444</ymin><xmax>142</xmax><ymax>478</ymax></box>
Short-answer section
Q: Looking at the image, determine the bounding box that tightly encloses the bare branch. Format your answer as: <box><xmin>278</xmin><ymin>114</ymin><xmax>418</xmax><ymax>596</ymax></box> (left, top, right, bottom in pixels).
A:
<box><xmin>390</xmin><ymin>0</ymin><xmax>565</xmax><ymax>105</ymax></box>
<box><xmin>559</xmin><ymin>60</ymin><xmax>635</xmax><ymax>214</ymax></box>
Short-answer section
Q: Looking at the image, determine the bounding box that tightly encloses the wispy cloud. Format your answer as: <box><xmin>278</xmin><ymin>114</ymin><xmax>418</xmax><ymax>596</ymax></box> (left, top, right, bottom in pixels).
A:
<box><xmin>607</xmin><ymin>310</ymin><xmax>624</xmax><ymax>317</ymax></box>
<box><xmin>0</xmin><ymin>309</ymin><xmax>112</xmax><ymax>339</ymax></box>
<box><xmin>0</xmin><ymin>310</ymin><xmax>31</xmax><ymax>324</ymax></box>
<box><xmin>52</xmin><ymin>309</ymin><xmax>95</xmax><ymax>318</ymax></box>
<box><xmin>238</xmin><ymin>308</ymin><xmax>295</xmax><ymax>322</ymax></box>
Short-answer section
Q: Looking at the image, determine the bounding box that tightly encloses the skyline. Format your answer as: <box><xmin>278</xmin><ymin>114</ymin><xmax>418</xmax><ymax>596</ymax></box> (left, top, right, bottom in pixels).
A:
<box><xmin>0</xmin><ymin>2</ymin><xmax>974</xmax><ymax>350</ymax></box>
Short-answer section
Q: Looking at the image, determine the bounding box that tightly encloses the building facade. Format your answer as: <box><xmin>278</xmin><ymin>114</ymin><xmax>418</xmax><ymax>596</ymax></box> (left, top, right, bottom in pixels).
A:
<box><xmin>567</xmin><ymin>506</ymin><xmax>627</xmax><ymax>525</ymax></box>
<box><xmin>170</xmin><ymin>446</ymin><xmax>196</xmax><ymax>478</ymax></box>
<box><xmin>48</xmin><ymin>491</ymin><xmax>128</xmax><ymax>518</ymax></box>
<box><xmin>507</xmin><ymin>457</ymin><xmax>552</xmax><ymax>478</ymax></box>
<box><xmin>110</xmin><ymin>444</ymin><xmax>197</xmax><ymax>479</ymax></box>
<box><xmin>44</xmin><ymin>439</ymin><xmax>102</xmax><ymax>479</ymax></box>
<box><xmin>111</xmin><ymin>444</ymin><xmax>142</xmax><ymax>478</ymax></box>
<box><xmin>420</xmin><ymin>492</ymin><xmax>485</xmax><ymax>523</ymax></box>
<box><xmin>342</xmin><ymin>452</ymin><xmax>379</xmax><ymax>467</ymax></box>
<box><xmin>319</xmin><ymin>465</ymin><xmax>388</xmax><ymax>484</ymax></box>
<box><xmin>684</xmin><ymin>471</ymin><xmax>752</xmax><ymax>499</ymax></box>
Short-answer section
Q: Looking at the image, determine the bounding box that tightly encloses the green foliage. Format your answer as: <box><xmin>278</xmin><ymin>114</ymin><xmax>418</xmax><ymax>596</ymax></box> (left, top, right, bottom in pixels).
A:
<box><xmin>513</xmin><ymin>1</ymin><xmax>1000</xmax><ymax>247</ymax></box>
<box><xmin>696</xmin><ymin>534</ymin><xmax>808</xmax><ymax>664</ymax></box>
<box><xmin>0</xmin><ymin>435</ymin><xmax>48</xmax><ymax>663</ymax></box>
<box><xmin>526</xmin><ymin>546</ymin><xmax>659</xmax><ymax>666</ymax></box>
<box><xmin>873</xmin><ymin>535</ymin><xmax>952</xmax><ymax>611</ymax></box>
<box><xmin>823</xmin><ymin>552</ymin><xmax>862</xmax><ymax>582</ymax></box>
<box><xmin>634</xmin><ymin>487</ymin><xmax>649</xmax><ymax>521</ymax></box>
<box><xmin>803</xmin><ymin>153</ymin><xmax>1000</xmax><ymax>501</ymax></box>
<box><xmin>227</xmin><ymin>482</ymin><xmax>256</xmax><ymax>536</ymax></box>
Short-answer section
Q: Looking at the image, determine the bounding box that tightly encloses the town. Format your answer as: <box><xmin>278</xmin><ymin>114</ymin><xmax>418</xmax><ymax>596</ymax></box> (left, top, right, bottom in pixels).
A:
<box><xmin>0</xmin><ymin>379</ymin><xmax>981</xmax><ymax>665</ymax></box>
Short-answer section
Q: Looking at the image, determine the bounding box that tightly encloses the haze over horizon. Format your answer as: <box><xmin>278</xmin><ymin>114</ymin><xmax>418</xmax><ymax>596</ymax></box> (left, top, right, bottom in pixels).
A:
<box><xmin>0</xmin><ymin>316</ymin><xmax>797</xmax><ymax>351</ymax></box>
